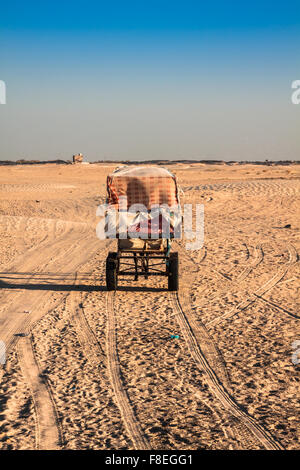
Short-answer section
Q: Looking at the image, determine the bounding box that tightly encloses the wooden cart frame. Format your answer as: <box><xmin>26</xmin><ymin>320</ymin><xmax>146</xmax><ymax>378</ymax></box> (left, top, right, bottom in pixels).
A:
<box><xmin>106</xmin><ymin>239</ymin><xmax>178</xmax><ymax>291</ymax></box>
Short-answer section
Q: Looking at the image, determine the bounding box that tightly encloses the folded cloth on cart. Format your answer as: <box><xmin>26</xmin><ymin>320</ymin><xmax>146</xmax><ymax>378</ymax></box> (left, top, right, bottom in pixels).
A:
<box><xmin>104</xmin><ymin>205</ymin><xmax>182</xmax><ymax>239</ymax></box>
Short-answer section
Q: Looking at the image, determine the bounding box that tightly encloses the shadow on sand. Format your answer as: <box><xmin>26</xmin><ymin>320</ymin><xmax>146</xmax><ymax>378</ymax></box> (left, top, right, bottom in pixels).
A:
<box><xmin>0</xmin><ymin>272</ymin><xmax>168</xmax><ymax>293</ymax></box>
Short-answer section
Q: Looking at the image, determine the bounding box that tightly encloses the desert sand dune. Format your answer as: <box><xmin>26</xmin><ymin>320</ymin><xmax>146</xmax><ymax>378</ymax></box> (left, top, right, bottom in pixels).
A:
<box><xmin>0</xmin><ymin>163</ymin><xmax>299</xmax><ymax>450</ymax></box>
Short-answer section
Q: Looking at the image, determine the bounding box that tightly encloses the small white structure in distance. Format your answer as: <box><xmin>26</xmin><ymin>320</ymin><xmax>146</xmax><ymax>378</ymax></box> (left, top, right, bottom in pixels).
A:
<box><xmin>73</xmin><ymin>153</ymin><xmax>89</xmax><ymax>164</ymax></box>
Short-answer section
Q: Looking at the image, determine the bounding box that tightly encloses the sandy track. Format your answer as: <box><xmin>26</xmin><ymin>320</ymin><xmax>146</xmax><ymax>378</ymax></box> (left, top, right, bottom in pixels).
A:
<box><xmin>207</xmin><ymin>244</ymin><xmax>298</xmax><ymax>328</ymax></box>
<box><xmin>0</xmin><ymin>184</ymin><xmax>76</xmax><ymax>192</ymax></box>
<box><xmin>106</xmin><ymin>292</ymin><xmax>150</xmax><ymax>450</ymax></box>
<box><xmin>183</xmin><ymin>179</ymin><xmax>300</xmax><ymax>196</ymax></box>
<box><xmin>254</xmin><ymin>294</ymin><xmax>300</xmax><ymax>320</ymax></box>
<box><xmin>17</xmin><ymin>333</ymin><xmax>61</xmax><ymax>449</ymax></box>
<box><xmin>111</xmin><ymin>282</ymin><xmax>236</xmax><ymax>449</ymax></box>
<box><xmin>175</xmin><ymin>245</ymin><xmax>232</xmax><ymax>391</ymax></box>
<box><xmin>171</xmin><ymin>292</ymin><xmax>283</xmax><ymax>450</ymax></box>
<box><xmin>0</xmin><ymin>216</ymin><xmax>106</xmax><ymax>448</ymax></box>
<box><xmin>68</xmin><ymin>276</ymin><xmax>106</xmax><ymax>368</ymax></box>
<box><xmin>235</xmin><ymin>244</ymin><xmax>264</xmax><ymax>282</ymax></box>
<box><xmin>171</xmin><ymin>244</ymin><xmax>284</xmax><ymax>450</ymax></box>
<box><xmin>0</xmin><ymin>227</ymin><xmax>90</xmax><ymax>353</ymax></box>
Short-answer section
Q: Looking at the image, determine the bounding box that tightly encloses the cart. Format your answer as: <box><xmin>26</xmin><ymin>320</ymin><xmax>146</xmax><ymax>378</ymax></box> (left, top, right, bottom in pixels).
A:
<box><xmin>104</xmin><ymin>166</ymin><xmax>181</xmax><ymax>291</ymax></box>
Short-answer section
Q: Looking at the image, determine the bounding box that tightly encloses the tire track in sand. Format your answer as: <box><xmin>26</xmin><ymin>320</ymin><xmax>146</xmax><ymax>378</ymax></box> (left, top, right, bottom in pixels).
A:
<box><xmin>207</xmin><ymin>244</ymin><xmax>298</xmax><ymax>328</ymax></box>
<box><xmin>12</xmin><ymin>238</ymin><xmax>94</xmax><ymax>450</ymax></box>
<box><xmin>172</xmin><ymin>243</ymin><xmax>284</xmax><ymax>449</ymax></box>
<box><xmin>1</xmin><ymin>223</ymin><xmax>106</xmax><ymax>449</ymax></box>
<box><xmin>253</xmin><ymin>293</ymin><xmax>300</xmax><ymax>320</ymax></box>
<box><xmin>67</xmin><ymin>272</ymin><xmax>106</xmax><ymax>368</ymax></box>
<box><xmin>106</xmin><ymin>292</ymin><xmax>150</xmax><ymax>450</ymax></box>
<box><xmin>0</xmin><ymin>228</ymin><xmax>88</xmax><ymax>355</ymax></box>
<box><xmin>170</xmin><ymin>291</ymin><xmax>283</xmax><ymax>450</ymax></box>
<box><xmin>235</xmin><ymin>244</ymin><xmax>264</xmax><ymax>282</ymax></box>
<box><xmin>175</xmin><ymin>245</ymin><xmax>232</xmax><ymax>391</ymax></box>
<box><xmin>17</xmin><ymin>331</ymin><xmax>62</xmax><ymax>449</ymax></box>
<box><xmin>211</xmin><ymin>243</ymin><xmax>263</xmax><ymax>282</ymax></box>
<box><xmin>183</xmin><ymin>243</ymin><xmax>264</xmax><ymax>335</ymax></box>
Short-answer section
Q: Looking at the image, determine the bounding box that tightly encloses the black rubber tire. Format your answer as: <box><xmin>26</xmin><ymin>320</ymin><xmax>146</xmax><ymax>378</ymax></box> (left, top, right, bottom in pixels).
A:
<box><xmin>106</xmin><ymin>252</ymin><xmax>118</xmax><ymax>291</ymax></box>
<box><xmin>168</xmin><ymin>252</ymin><xmax>179</xmax><ymax>291</ymax></box>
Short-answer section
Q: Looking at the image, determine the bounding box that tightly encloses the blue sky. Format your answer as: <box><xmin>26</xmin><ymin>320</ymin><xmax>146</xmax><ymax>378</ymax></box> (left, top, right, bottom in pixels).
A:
<box><xmin>0</xmin><ymin>1</ymin><xmax>299</xmax><ymax>161</ymax></box>
<box><xmin>2</xmin><ymin>1</ymin><xmax>300</xmax><ymax>32</ymax></box>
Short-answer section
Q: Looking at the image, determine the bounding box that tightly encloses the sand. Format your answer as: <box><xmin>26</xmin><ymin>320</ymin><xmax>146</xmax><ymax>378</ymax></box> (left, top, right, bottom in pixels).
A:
<box><xmin>0</xmin><ymin>162</ymin><xmax>299</xmax><ymax>450</ymax></box>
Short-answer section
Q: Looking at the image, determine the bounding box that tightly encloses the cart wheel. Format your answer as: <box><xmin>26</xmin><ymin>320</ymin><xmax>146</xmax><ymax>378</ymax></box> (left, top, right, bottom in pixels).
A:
<box><xmin>106</xmin><ymin>252</ymin><xmax>118</xmax><ymax>291</ymax></box>
<box><xmin>168</xmin><ymin>252</ymin><xmax>179</xmax><ymax>291</ymax></box>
